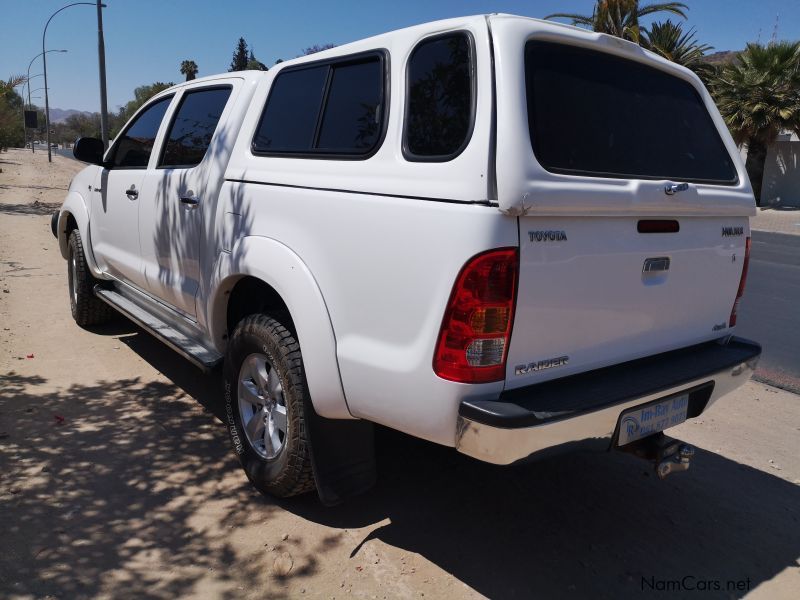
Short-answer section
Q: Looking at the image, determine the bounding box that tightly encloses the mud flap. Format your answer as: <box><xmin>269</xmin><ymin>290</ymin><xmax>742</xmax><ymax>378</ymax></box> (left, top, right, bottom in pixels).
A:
<box><xmin>305</xmin><ymin>398</ymin><xmax>376</xmax><ymax>507</ymax></box>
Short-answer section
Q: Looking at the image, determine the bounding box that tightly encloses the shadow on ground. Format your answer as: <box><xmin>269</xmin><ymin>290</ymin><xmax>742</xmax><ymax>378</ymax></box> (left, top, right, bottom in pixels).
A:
<box><xmin>1</xmin><ymin>321</ymin><xmax>798</xmax><ymax>599</ymax></box>
<box><xmin>0</xmin><ymin>184</ymin><xmax>68</xmax><ymax>192</ymax></box>
<box><xmin>759</xmin><ymin>205</ymin><xmax>800</xmax><ymax>212</ymax></box>
<box><xmin>0</xmin><ymin>200</ymin><xmax>62</xmax><ymax>216</ymax></box>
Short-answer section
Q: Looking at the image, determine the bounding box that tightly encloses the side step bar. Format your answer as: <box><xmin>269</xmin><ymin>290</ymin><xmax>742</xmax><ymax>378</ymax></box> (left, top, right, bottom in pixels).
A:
<box><xmin>94</xmin><ymin>286</ymin><xmax>223</xmax><ymax>372</ymax></box>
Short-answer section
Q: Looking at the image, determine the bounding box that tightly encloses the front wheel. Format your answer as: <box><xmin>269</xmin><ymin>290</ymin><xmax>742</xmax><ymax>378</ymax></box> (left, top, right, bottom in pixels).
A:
<box><xmin>67</xmin><ymin>229</ymin><xmax>113</xmax><ymax>327</ymax></box>
<box><xmin>223</xmin><ymin>314</ymin><xmax>315</xmax><ymax>498</ymax></box>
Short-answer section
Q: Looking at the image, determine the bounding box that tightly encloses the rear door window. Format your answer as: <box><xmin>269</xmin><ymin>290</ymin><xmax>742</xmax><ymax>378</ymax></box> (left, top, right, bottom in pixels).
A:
<box><xmin>525</xmin><ymin>41</ymin><xmax>737</xmax><ymax>184</ymax></box>
<box><xmin>159</xmin><ymin>86</ymin><xmax>232</xmax><ymax>168</ymax></box>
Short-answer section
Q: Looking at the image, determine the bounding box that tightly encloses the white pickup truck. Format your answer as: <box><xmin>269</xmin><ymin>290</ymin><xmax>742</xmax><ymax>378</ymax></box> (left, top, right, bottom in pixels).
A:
<box><xmin>53</xmin><ymin>14</ymin><xmax>761</xmax><ymax>505</ymax></box>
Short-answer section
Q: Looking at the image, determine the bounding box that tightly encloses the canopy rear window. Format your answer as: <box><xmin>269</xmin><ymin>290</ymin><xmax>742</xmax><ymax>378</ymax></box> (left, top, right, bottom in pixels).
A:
<box><xmin>525</xmin><ymin>41</ymin><xmax>737</xmax><ymax>184</ymax></box>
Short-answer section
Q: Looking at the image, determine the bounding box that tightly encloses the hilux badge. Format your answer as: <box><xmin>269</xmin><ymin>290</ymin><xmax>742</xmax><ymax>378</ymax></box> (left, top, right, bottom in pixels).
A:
<box><xmin>722</xmin><ymin>226</ymin><xmax>744</xmax><ymax>237</ymax></box>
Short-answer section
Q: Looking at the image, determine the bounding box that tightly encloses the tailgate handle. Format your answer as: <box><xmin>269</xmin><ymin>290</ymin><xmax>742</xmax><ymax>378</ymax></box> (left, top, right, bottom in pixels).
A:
<box><xmin>643</xmin><ymin>257</ymin><xmax>671</xmax><ymax>273</ymax></box>
<box><xmin>665</xmin><ymin>182</ymin><xmax>689</xmax><ymax>195</ymax></box>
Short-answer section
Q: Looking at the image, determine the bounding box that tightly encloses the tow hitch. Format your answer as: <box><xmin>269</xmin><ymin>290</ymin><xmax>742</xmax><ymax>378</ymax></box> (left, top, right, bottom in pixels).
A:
<box><xmin>618</xmin><ymin>432</ymin><xmax>695</xmax><ymax>480</ymax></box>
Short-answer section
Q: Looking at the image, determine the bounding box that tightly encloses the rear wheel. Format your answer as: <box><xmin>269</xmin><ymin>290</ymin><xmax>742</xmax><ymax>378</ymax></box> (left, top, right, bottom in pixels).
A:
<box><xmin>223</xmin><ymin>314</ymin><xmax>315</xmax><ymax>498</ymax></box>
<box><xmin>67</xmin><ymin>229</ymin><xmax>113</xmax><ymax>327</ymax></box>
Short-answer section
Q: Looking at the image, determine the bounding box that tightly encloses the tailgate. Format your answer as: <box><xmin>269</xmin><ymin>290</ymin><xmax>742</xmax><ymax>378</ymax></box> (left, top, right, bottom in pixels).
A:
<box><xmin>506</xmin><ymin>215</ymin><xmax>749</xmax><ymax>388</ymax></box>
<box><xmin>489</xmin><ymin>18</ymin><xmax>756</xmax><ymax>389</ymax></box>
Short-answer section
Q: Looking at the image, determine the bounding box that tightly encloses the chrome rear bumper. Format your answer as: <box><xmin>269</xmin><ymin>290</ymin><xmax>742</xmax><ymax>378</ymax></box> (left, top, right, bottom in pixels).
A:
<box><xmin>456</xmin><ymin>337</ymin><xmax>761</xmax><ymax>465</ymax></box>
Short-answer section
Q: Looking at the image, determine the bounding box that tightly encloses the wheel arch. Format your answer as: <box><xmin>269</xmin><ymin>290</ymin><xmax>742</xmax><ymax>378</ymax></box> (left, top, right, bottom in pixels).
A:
<box><xmin>209</xmin><ymin>236</ymin><xmax>352</xmax><ymax>420</ymax></box>
<box><xmin>57</xmin><ymin>191</ymin><xmax>103</xmax><ymax>277</ymax></box>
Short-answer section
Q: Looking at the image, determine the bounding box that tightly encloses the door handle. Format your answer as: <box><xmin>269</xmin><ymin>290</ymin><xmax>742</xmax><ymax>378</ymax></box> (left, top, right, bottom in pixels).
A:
<box><xmin>179</xmin><ymin>195</ymin><xmax>200</xmax><ymax>210</ymax></box>
<box><xmin>125</xmin><ymin>186</ymin><xmax>138</xmax><ymax>199</ymax></box>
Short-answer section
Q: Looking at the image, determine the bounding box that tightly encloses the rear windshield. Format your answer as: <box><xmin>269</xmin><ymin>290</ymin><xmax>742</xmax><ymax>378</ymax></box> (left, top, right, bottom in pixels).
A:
<box><xmin>525</xmin><ymin>41</ymin><xmax>737</xmax><ymax>184</ymax></box>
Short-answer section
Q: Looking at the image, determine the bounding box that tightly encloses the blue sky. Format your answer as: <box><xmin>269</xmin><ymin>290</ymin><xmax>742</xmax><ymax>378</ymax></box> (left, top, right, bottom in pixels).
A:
<box><xmin>3</xmin><ymin>0</ymin><xmax>799</xmax><ymax>112</ymax></box>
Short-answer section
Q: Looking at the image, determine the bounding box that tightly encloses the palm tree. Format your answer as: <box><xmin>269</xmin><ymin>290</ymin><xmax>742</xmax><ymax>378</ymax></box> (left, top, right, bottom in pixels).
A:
<box><xmin>642</xmin><ymin>20</ymin><xmax>712</xmax><ymax>70</ymax></box>
<box><xmin>0</xmin><ymin>74</ymin><xmax>26</xmax><ymax>98</ymax></box>
<box><xmin>710</xmin><ymin>42</ymin><xmax>800</xmax><ymax>204</ymax></box>
<box><xmin>180</xmin><ymin>60</ymin><xmax>198</xmax><ymax>81</ymax></box>
<box><xmin>545</xmin><ymin>0</ymin><xmax>688</xmax><ymax>43</ymax></box>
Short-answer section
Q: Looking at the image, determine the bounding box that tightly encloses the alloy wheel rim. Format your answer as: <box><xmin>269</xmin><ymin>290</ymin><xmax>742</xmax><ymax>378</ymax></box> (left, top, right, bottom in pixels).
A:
<box><xmin>237</xmin><ymin>353</ymin><xmax>288</xmax><ymax>460</ymax></box>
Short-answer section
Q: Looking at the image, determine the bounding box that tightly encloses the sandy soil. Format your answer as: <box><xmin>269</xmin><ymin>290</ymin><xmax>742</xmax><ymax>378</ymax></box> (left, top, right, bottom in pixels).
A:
<box><xmin>1</xmin><ymin>147</ymin><xmax>798</xmax><ymax>599</ymax></box>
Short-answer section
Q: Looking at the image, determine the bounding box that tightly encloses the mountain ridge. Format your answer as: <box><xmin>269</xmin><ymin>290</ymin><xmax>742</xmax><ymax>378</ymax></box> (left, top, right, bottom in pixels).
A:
<box><xmin>48</xmin><ymin>108</ymin><xmax>93</xmax><ymax>123</ymax></box>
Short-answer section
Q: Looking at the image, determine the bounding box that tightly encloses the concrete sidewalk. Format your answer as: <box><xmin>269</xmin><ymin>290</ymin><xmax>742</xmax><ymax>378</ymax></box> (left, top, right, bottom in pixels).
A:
<box><xmin>751</xmin><ymin>207</ymin><xmax>800</xmax><ymax>236</ymax></box>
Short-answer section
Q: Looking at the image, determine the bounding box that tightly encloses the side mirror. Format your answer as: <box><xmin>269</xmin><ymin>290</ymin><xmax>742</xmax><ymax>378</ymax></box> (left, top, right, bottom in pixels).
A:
<box><xmin>73</xmin><ymin>137</ymin><xmax>106</xmax><ymax>166</ymax></box>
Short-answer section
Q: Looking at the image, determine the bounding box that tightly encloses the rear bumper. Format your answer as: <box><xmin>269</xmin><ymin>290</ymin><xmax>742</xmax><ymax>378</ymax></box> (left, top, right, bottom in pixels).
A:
<box><xmin>455</xmin><ymin>337</ymin><xmax>761</xmax><ymax>465</ymax></box>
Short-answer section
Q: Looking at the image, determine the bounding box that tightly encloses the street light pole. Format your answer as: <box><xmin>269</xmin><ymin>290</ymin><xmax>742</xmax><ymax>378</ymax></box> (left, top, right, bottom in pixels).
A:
<box><xmin>43</xmin><ymin>2</ymin><xmax>98</xmax><ymax>163</ymax></box>
<box><xmin>26</xmin><ymin>51</ymin><xmax>65</xmax><ymax>154</ymax></box>
<box><xmin>96</xmin><ymin>0</ymin><xmax>109</xmax><ymax>149</ymax></box>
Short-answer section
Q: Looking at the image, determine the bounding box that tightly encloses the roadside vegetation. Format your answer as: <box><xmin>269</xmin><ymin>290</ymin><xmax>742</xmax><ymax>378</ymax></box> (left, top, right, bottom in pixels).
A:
<box><xmin>0</xmin><ymin>75</ymin><xmax>27</xmax><ymax>150</ymax></box>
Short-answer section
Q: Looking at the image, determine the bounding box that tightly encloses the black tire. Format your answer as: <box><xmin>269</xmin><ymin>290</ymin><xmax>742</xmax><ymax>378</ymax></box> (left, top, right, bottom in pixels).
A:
<box><xmin>67</xmin><ymin>229</ymin><xmax>114</xmax><ymax>327</ymax></box>
<box><xmin>223</xmin><ymin>314</ymin><xmax>315</xmax><ymax>498</ymax></box>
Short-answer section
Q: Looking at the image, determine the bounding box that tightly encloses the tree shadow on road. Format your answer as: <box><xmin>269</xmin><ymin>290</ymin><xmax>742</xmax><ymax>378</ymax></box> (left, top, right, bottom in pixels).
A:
<box><xmin>0</xmin><ymin>201</ymin><xmax>62</xmax><ymax>216</ymax></box>
<box><xmin>0</xmin><ymin>368</ymin><xmax>284</xmax><ymax>599</ymax></box>
<box><xmin>759</xmin><ymin>205</ymin><xmax>800</xmax><ymax>212</ymax></box>
<box><xmin>2</xmin><ymin>325</ymin><xmax>798</xmax><ymax>599</ymax></box>
<box><xmin>287</xmin><ymin>427</ymin><xmax>800</xmax><ymax>599</ymax></box>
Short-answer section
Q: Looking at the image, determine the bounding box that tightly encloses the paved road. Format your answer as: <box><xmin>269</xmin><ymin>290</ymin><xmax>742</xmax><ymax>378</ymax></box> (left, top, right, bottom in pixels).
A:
<box><xmin>28</xmin><ymin>143</ymin><xmax>74</xmax><ymax>161</ymax></box>
<box><xmin>53</xmin><ymin>147</ymin><xmax>74</xmax><ymax>160</ymax></box>
<box><xmin>736</xmin><ymin>231</ymin><xmax>800</xmax><ymax>393</ymax></box>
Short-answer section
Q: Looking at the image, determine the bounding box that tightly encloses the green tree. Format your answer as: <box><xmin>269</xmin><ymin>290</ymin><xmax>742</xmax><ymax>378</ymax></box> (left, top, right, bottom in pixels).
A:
<box><xmin>0</xmin><ymin>77</ymin><xmax>26</xmax><ymax>150</ymax></box>
<box><xmin>642</xmin><ymin>20</ymin><xmax>713</xmax><ymax>70</ymax></box>
<box><xmin>710</xmin><ymin>41</ymin><xmax>800</xmax><ymax>204</ymax></box>
<box><xmin>112</xmin><ymin>81</ymin><xmax>174</xmax><ymax>137</ymax></box>
<box><xmin>546</xmin><ymin>0</ymin><xmax>688</xmax><ymax>43</ymax></box>
<box><xmin>0</xmin><ymin>94</ymin><xmax>24</xmax><ymax>150</ymax></box>
<box><xmin>301</xmin><ymin>43</ymin><xmax>335</xmax><ymax>56</ymax></box>
<box><xmin>245</xmin><ymin>50</ymin><xmax>267</xmax><ymax>71</ymax></box>
<box><xmin>64</xmin><ymin>112</ymin><xmax>101</xmax><ymax>139</ymax></box>
<box><xmin>180</xmin><ymin>60</ymin><xmax>198</xmax><ymax>81</ymax></box>
<box><xmin>229</xmin><ymin>37</ymin><xmax>249</xmax><ymax>71</ymax></box>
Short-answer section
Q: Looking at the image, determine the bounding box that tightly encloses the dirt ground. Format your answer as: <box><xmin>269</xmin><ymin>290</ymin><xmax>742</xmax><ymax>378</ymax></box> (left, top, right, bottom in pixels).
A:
<box><xmin>1</xmin><ymin>147</ymin><xmax>799</xmax><ymax>600</ymax></box>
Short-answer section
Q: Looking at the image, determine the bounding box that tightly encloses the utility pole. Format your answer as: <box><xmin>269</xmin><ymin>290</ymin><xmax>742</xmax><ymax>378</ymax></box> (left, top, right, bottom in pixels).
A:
<box><xmin>43</xmin><ymin>3</ymin><xmax>101</xmax><ymax>163</ymax></box>
<box><xmin>96</xmin><ymin>0</ymin><xmax>109</xmax><ymax>149</ymax></box>
<box><xmin>43</xmin><ymin>47</ymin><xmax>51</xmax><ymax>162</ymax></box>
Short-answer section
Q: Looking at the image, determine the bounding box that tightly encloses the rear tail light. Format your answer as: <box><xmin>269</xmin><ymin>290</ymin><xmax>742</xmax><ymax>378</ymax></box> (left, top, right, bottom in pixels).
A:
<box><xmin>729</xmin><ymin>236</ymin><xmax>751</xmax><ymax>327</ymax></box>
<box><xmin>433</xmin><ymin>248</ymin><xmax>518</xmax><ymax>383</ymax></box>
